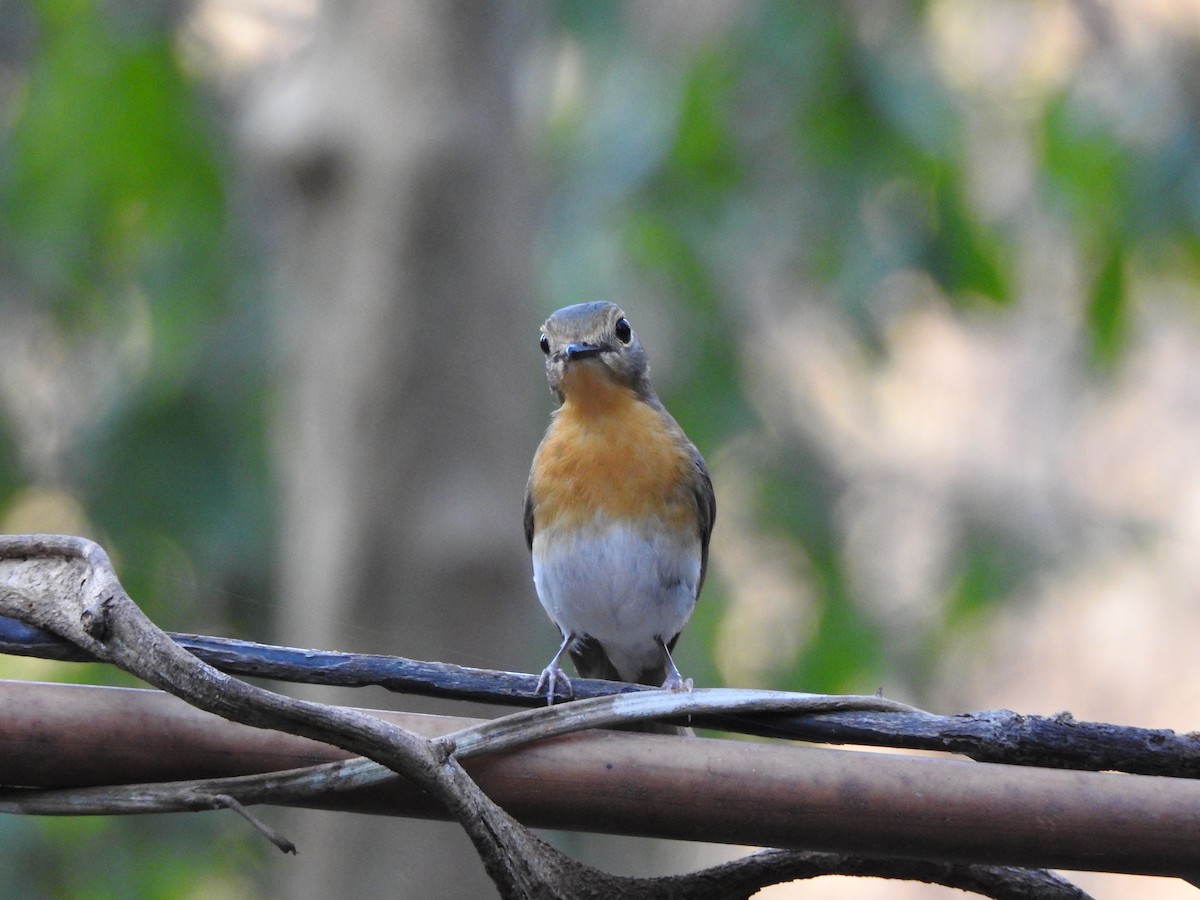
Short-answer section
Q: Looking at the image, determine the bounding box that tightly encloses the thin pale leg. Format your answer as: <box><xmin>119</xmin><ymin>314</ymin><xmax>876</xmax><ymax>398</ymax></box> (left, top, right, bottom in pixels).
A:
<box><xmin>536</xmin><ymin>632</ymin><xmax>575</xmax><ymax>704</ymax></box>
<box><xmin>658</xmin><ymin>638</ymin><xmax>693</xmax><ymax>692</ymax></box>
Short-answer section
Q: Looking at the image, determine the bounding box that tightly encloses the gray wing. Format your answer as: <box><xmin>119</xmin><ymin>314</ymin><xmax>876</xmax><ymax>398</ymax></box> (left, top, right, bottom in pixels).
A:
<box><xmin>522</xmin><ymin>472</ymin><xmax>536</xmax><ymax>550</ymax></box>
<box><xmin>692</xmin><ymin>447</ymin><xmax>716</xmax><ymax>597</ymax></box>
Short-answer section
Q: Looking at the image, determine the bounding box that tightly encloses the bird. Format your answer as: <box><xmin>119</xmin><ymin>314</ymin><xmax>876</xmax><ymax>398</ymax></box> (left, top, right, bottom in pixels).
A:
<box><xmin>523</xmin><ymin>300</ymin><xmax>715</xmax><ymax>723</ymax></box>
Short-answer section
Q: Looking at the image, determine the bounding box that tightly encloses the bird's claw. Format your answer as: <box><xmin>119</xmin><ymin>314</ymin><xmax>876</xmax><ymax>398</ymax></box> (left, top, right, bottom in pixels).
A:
<box><xmin>536</xmin><ymin>665</ymin><xmax>574</xmax><ymax>705</ymax></box>
<box><xmin>661</xmin><ymin>673</ymin><xmax>694</xmax><ymax>693</ymax></box>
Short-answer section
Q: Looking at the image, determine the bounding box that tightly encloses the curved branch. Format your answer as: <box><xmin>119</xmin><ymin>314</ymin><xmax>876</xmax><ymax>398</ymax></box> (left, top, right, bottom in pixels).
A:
<box><xmin>439</xmin><ymin>688</ymin><xmax>914</xmax><ymax>758</ymax></box>
<box><xmin>3</xmin><ymin>614</ymin><xmax>1197</xmax><ymax>778</ymax></box>
<box><xmin>0</xmin><ymin>536</ymin><xmax>617</xmax><ymax>897</ymax></box>
<box><xmin>0</xmin><ymin>534</ymin><xmax>1104</xmax><ymax>899</ymax></box>
<box><xmin>655</xmin><ymin>850</ymin><xmax>1092</xmax><ymax>900</ymax></box>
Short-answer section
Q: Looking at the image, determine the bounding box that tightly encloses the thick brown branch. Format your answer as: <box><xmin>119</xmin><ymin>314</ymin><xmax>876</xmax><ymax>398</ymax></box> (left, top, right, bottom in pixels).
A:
<box><xmin>1</xmin><ymin>680</ymin><xmax>1198</xmax><ymax>882</ymax></box>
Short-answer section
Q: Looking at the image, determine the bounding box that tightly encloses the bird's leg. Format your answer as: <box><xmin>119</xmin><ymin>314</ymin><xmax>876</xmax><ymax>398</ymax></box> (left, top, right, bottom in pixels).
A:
<box><xmin>535</xmin><ymin>632</ymin><xmax>575</xmax><ymax>704</ymax></box>
<box><xmin>658</xmin><ymin>638</ymin><xmax>693</xmax><ymax>692</ymax></box>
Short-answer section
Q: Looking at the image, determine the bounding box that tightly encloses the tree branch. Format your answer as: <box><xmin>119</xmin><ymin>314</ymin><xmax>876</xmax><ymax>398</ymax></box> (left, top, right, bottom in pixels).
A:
<box><xmin>654</xmin><ymin>850</ymin><xmax>1092</xmax><ymax>900</ymax></box>
<box><xmin>3</xmin><ymin>613</ymin><xmax>1197</xmax><ymax>778</ymax></box>
<box><xmin>0</xmin><ymin>535</ymin><xmax>606</xmax><ymax>898</ymax></box>
<box><xmin>2</xmin><ymin>534</ymin><xmax>1181</xmax><ymax>897</ymax></box>
<box><xmin>2</xmin><ymin>680</ymin><xmax>1197</xmax><ymax>885</ymax></box>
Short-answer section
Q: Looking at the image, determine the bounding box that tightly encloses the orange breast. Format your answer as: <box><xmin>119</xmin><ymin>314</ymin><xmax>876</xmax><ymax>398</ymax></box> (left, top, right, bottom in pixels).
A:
<box><xmin>531</xmin><ymin>368</ymin><xmax>697</xmax><ymax>532</ymax></box>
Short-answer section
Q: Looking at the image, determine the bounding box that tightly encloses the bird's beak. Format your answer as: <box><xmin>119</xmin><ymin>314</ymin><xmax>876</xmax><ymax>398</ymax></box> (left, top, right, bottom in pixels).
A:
<box><xmin>564</xmin><ymin>341</ymin><xmax>605</xmax><ymax>361</ymax></box>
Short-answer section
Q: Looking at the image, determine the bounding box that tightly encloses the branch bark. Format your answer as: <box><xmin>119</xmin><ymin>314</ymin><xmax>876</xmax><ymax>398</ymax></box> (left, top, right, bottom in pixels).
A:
<box><xmin>0</xmin><ymin>678</ymin><xmax>1198</xmax><ymax>889</ymax></box>
<box><xmin>0</xmin><ymin>535</ymin><xmax>599</xmax><ymax>898</ymax></box>
<box><xmin>4</xmin><ymin>615</ymin><xmax>1198</xmax><ymax>778</ymax></box>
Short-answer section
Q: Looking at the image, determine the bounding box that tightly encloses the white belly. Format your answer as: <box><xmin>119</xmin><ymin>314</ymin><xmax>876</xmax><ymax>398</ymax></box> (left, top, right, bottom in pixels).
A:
<box><xmin>531</xmin><ymin>520</ymin><xmax>701</xmax><ymax>681</ymax></box>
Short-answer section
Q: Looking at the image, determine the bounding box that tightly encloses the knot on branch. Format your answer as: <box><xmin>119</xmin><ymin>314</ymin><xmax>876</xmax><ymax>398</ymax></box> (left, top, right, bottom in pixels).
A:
<box><xmin>432</xmin><ymin>737</ymin><xmax>456</xmax><ymax>764</ymax></box>
<box><xmin>81</xmin><ymin>594</ymin><xmax>115</xmax><ymax>640</ymax></box>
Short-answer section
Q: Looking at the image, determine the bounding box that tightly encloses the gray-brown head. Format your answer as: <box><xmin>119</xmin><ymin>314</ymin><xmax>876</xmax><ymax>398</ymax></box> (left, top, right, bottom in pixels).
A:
<box><xmin>538</xmin><ymin>301</ymin><xmax>654</xmax><ymax>403</ymax></box>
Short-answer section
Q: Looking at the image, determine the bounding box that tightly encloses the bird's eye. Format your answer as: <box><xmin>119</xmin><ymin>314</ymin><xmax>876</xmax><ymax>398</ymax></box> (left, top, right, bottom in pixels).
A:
<box><xmin>614</xmin><ymin>317</ymin><xmax>632</xmax><ymax>344</ymax></box>
<box><xmin>539</xmin><ymin>334</ymin><xmax>551</xmax><ymax>355</ymax></box>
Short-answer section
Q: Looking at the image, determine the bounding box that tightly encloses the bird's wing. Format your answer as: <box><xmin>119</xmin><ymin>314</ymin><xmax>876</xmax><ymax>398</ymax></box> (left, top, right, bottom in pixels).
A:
<box><xmin>692</xmin><ymin>448</ymin><xmax>716</xmax><ymax>597</ymax></box>
<box><xmin>522</xmin><ymin>470</ymin><xmax>536</xmax><ymax>551</ymax></box>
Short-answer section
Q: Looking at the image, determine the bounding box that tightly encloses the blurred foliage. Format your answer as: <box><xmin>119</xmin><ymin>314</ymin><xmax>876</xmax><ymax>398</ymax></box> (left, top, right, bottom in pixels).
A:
<box><xmin>3</xmin><ymin>0</ymin><xmax>1200</xmax><ymax>896</ymax></box>
<box><xmin>0</xmin><ymin>0</ymin><xmax>271</xmax><ymax>896</ymax></box>
<box><xmin>547</xmin><ymin>1</ymin><xmax>1200</xmax><ymax>696</ymax></box>
<box><xmin>0</xmin><ymin>0</ymin><xmax>271</xmax><ymax>631</ymax></box>
<box><xmin>0</xmin><ymin>813</ymin><xmax>265</xmax><ymax>899</ymax></box>
<box><xmin>1039</xmin><ymin>53</ymin><xmax>1200</xmax><ymax>364</ymax></box>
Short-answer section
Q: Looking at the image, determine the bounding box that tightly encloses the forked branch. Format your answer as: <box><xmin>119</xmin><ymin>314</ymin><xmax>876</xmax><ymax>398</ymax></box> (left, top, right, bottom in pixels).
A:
<box><xmin>0</xmin><ymin>534</ymin><xmax>1133</xmax><ymax>898</ymax></box>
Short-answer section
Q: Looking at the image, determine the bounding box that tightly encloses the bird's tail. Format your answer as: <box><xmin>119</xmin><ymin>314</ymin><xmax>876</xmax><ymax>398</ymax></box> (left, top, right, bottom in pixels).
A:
<box><xmin>569</xmin><ymin>637</ymin><xmax>691</xmax><ymax>736</ymax></box>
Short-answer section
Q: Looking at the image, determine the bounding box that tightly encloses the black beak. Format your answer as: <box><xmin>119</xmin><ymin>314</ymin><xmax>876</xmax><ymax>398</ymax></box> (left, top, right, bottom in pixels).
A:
<box><xmin>564</xmin><ymin>341</ymin><xmax>605</xmax><ymax>361</ymax></box>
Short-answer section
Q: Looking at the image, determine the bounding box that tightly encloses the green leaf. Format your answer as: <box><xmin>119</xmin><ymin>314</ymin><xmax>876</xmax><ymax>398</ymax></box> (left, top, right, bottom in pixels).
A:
<box><xmin>925</xmin><ymin>169</ymin><xmax>1010</xmax><ymax>303</ymax></box>
<box><xmin>1040</xmin><ymin>94</ymin><xmax>1130</xmax><ymax>240</ymax></box>
<box><xmin>668</xmin><ymin>52</ymin><xmax>742</xmax><ymax>201</ymax></box>
<box><xmin>1086</xmin><ymin>245</ymin><xmax>1127</xmax><ymax>367</ymax></box>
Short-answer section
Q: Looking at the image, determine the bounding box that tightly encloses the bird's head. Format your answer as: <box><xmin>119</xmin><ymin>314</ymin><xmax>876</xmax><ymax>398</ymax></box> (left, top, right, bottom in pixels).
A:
<box><xmin>538</xmin><ymin>301</ymin><xmax>653</xmax><ymax>404</ymax></box>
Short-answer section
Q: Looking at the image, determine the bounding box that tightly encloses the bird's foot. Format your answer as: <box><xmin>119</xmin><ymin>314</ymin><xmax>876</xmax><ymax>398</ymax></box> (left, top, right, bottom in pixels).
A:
<box><xmin>660</xmin><ymin>672</ymin><xmax>694</xmax><ymax>693</ymax></box>
<box><xmin>658</xmin><ymin>640</ymin><xmax>692</xmax><ymax>692</ymax></box>
<box><xmin>536</xmin><ymin>665</ymin><xmax>574</xmax><ymax>705</ymax></box>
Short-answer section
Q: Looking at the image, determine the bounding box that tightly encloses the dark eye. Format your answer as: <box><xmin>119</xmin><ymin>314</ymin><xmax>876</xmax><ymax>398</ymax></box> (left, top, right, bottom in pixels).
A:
<box><xmin>539</xmin><ymin>333</ymin><xmax>550</xmax><ymax>355</ymax></box>
<box><xmin>614</xmin><ymin>317</ymin><xmax>632</xmax><ymax>344</ymax></box>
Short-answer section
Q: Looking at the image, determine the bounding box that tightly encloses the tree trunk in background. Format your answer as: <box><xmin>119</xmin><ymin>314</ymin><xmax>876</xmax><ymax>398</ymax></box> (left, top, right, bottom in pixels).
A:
<box><xmin>246</xmin><ymin>2</ymin><xmax>541</xmax><ymax>896</ymax></box>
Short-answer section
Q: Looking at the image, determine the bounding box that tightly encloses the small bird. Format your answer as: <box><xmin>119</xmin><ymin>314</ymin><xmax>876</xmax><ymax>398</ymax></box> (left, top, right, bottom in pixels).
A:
<box><xmin>524</xmin><ymin>301</ymin><xmax>716</xmax><ymax>715</ymax></box>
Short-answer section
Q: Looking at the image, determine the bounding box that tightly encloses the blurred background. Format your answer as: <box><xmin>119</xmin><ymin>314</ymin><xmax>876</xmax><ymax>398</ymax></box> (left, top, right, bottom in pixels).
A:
<box><xmin>2</xmin><ymin>1</ymin><xmax>1199</xmax><ymax>897</ymax></box>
